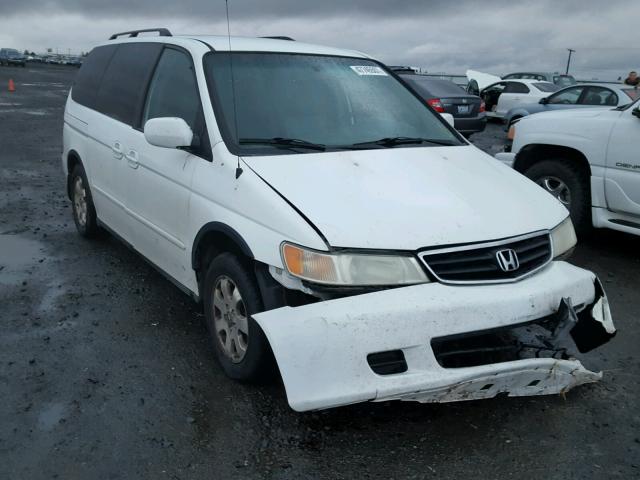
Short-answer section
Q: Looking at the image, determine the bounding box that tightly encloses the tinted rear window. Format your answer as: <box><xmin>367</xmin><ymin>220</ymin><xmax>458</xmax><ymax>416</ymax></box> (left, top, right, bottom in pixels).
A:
<box><xmin>533</xmin><ymin>82</ymin><xmax>560</xmax><ymax>92</ymax></box>
<box><xmin>71</xmin><ymin>45</ymin><xmax>117</xmax><ymax>109</ymax></box>
<box><xmin>402</xmin><ymin>76</ymin><xmax>466</xmax><ymax>97</ymax></box>
<box><xmin>94</xmin><ymin>43</ymin><xmax>162</xmax><ymax>126</ymax></box>
<box><xmin>505</xmin><ymin>82</ymin><xmax>530</xmax><ymax>94</ymax></box>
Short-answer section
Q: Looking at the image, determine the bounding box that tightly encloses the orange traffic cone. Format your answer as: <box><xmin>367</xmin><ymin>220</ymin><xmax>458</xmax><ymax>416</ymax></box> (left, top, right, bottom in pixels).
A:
<box><xmin>8</xmin><ymin>79</ymin><xmax>15</xmax><ymax>92</ymax></box>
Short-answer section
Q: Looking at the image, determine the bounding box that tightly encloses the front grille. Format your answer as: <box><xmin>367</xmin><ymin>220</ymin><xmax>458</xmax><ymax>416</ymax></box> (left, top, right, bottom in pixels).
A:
<box><xmin>420</xmin><ymin>232</ymin><xmax>552</xmax><ymax>284</ymax></box>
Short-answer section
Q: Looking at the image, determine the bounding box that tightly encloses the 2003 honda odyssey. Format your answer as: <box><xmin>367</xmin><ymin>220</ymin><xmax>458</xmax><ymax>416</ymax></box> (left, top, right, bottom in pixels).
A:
<box><xmin>63</xmin><ymin>29</ymin><xmax>616</xmax><ymax>411</ymax></box>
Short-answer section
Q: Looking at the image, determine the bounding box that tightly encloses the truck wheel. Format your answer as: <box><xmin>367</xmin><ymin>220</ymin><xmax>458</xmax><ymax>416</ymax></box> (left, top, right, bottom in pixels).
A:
<box><xmin>70</xmin><ymin>164</ymin><xmax>100</xmax><ymax>238</ymax></box>
<box><xmin>523</xmin><ymin>159</ymin><xmax>591</xmax><ymax>235</ymax></box>
<box><xmin>203</xmin><ymin>253</ymin><xmax>274</xmax><ymax>382</ymax></box>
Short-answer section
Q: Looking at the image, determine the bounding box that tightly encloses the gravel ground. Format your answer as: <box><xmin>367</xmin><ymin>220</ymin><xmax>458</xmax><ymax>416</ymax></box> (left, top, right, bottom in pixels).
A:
<box><xmin>1</xmin><ymin>64</ymin><xmax>639</xmax><ymax>480</ymax></box>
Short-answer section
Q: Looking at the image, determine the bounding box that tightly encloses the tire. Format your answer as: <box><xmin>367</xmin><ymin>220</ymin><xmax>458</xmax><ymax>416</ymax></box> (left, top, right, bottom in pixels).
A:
<box><xmin>523</xmin><ymin>159</ymin><xmax>591</xmax><ymax>235</ymax></box>
<box><xmin>202</xmin><ymin>253</ymin><xmax>275</xmax><ymax>382</ymax></box>
<box><xmin>70</xmin><ymin>163</ymin><xmax>100</xmax><ymax>238</ymax></box>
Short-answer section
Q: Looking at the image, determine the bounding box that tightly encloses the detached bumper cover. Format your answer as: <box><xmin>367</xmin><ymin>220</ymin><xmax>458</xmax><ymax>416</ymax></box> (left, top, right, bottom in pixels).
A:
<box><xmin>254</xmin><ymin>262</ymin><xmax>615</xmax><ymax>411</ymax></box>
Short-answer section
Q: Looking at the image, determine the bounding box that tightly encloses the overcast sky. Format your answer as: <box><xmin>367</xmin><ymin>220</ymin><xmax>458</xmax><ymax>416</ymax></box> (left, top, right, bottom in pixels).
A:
<box><xmin>2</xmin><ymin>0</ymin><xmax>638</xmax><ymax>80</ymax></box>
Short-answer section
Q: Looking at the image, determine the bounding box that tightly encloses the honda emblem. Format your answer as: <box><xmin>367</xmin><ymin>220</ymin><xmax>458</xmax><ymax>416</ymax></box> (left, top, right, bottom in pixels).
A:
<box><xmin>496</xmin><ymin>249</ymin><xmax>519</xmax><ymax>272</ymax></box>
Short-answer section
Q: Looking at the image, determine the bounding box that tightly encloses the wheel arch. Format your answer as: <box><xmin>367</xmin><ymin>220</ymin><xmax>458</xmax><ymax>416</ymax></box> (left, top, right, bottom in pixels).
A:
<box><xmin>192</xmin><ymin>221</ymin><xmax>254</xmax><ymax>271</ymax></box>
<box><xmin>507</xmin><ymin>111</ymin><xmax>527</xmax><ymax>126</ymax></box>
<box><xmin>513</xmin><ymin>143</ymin><xmax>592</xmax><ymax>177</ymax></box>
<box><xmin>66</xmin><ymin>149</ymin><xmax>83</xmax><ymax>199</ymax></box>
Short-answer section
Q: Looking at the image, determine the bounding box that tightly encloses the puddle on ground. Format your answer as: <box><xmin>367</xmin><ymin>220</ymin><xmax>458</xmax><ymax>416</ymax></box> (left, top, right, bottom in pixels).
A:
<box><xmin>0</xmin><ymin>234</ymin><xmax>45</xmax><ymax>285</ymax></box>
<box><xmin>38</xmin><ymin>402</ymin><xmax>66</xmax><ymax>431</ymax></box>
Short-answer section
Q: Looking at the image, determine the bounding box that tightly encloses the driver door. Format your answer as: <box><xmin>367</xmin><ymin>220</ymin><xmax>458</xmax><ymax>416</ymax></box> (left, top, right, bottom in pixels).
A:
<box><xmin>604</xmin><ymin>106</ymin><xmax>640</xmax><ymax>217</ymax></box>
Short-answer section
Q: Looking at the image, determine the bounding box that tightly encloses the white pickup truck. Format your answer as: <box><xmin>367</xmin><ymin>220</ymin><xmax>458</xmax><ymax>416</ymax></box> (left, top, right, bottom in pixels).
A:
<box><xmin>496</xmin><ymin>100</ymin><xmax>640</xmax><ymax>236</ymax></box>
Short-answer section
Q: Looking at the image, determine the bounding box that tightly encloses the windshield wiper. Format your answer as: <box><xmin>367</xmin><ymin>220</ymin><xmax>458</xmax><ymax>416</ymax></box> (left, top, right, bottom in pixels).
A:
<box><xmin>348</xmin><ymin>136</ymin><xmax>458</xmax><ymax>148</ymax></box>
<box><xmin>239</xmin><ymin>137</ymin><xmax>326</xmax><ymax>151</ymax></box>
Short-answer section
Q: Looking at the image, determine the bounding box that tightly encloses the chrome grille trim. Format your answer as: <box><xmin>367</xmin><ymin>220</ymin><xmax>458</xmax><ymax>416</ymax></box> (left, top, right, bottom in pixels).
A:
<box><xmin>419</xmin><ymin>230</ymin><xmax>554</xmax><ymax>285</ymax></box>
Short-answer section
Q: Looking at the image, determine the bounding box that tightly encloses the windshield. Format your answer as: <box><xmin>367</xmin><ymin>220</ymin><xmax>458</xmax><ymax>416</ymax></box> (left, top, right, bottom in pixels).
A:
<box><xmin>204</xmin><ymin>53</ymin><xmax>463</xmax><ymax>155</ymax></box>
<box><xmin>553</xmin><ymin>75</ymin><xmax>576</xmax><ymax>87</ymax></box>
<box><xmin>623</xmin><ymin>88</ymin><xmax>640</xmax><ymax>101</ymax></box>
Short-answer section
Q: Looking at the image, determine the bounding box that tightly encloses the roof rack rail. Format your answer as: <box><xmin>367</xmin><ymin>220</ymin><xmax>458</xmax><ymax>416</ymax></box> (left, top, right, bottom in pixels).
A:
<box><xmin>261</xmin><ymin>36</ymin><xmax>295</xmax><ymax>41</ymax></box>
<box><xmin>109</xmin><ymin>28</ymin><xmax>172</xmax><ymax>40</ymax></box>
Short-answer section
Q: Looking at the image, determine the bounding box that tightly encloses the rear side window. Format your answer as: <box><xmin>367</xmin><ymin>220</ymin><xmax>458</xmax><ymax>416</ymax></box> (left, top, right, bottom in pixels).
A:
<box><xmin>94</xmin><ymin>43</ymin><xmax>162</xmax><ymax>126</ymax></box>
<box><xmin>583</xmin><ymin>87</ymin><xmax>618</xmax><ymax>106</ymax></box>
<box><xmin>504</xmin><ymin>82</ymin><xmax>530</xmax><ymax>94</ymax></box>
<box><xmin>72</xmin><ymin>45</ymin><xmax>117</xmax><ymax>109</ymax></box>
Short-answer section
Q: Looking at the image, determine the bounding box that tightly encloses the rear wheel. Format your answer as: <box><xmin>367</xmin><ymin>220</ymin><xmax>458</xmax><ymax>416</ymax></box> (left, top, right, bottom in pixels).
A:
<box><xmin>203</xmin><ymin>253</ymin><xmax>274</xmax><ymax>382</ymax></box>
<box><xmin>523</xmin><ymin>159</ymin><xmax>591</xmax><ymax>235</ymax></box>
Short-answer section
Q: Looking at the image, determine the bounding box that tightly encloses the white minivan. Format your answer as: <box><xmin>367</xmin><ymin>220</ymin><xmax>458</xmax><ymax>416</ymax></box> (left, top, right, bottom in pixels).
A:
<box><xmin>63</xmin><ymin>29</ymin><xmax>616</xmax><ymax>412</ymax></box>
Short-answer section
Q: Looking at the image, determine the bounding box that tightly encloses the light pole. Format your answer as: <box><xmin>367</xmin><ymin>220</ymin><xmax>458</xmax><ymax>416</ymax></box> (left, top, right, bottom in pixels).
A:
<box><xmin>566</xmin><ymin>49</ymin><xmax>575</xmax><ymax>75</ymax></box>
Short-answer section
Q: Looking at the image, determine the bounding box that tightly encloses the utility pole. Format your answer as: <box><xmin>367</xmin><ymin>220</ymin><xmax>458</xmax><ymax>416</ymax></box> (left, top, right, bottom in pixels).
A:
<box><xmin>566</xmin><ymin>49</ymin><xmax>575</xmax><ymax>75</ymax></box>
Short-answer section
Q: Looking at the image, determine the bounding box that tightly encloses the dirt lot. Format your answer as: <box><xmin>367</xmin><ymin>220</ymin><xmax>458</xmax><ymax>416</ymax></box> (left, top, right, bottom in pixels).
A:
<box><xmin>1</xmin><ymin>64</ymin><xmax>639</xmax><ymax>480</ymax></box>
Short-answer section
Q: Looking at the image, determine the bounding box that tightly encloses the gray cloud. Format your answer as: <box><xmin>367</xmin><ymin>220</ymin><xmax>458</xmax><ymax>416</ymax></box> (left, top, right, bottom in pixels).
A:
<box><xmin>1</xmin><ymin>0</ymin><xmax>638</xmax><ymax>80</ymax></box>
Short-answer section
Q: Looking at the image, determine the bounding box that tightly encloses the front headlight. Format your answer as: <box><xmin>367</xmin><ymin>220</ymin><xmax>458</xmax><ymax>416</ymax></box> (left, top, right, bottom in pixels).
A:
<box><xmin>281</xmin><ymin>243</ymin><xmax>430</xmax><ymax>286</ymax></box>
<box><xmin>550</xmin><ymin>216</ymin><xmax>577</xmax><ymax>259</ymax></box>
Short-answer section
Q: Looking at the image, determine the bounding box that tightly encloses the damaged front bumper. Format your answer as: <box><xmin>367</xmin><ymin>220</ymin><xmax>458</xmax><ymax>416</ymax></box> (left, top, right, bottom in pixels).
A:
<box><xmin>254</xmin><ymin>262</ymin><xmax>616</xmax><ymax>412</ymax></box>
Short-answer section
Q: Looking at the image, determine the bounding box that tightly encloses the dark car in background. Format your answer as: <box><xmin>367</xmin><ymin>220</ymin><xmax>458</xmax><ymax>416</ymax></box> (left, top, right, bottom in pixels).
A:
<box><xmin>0</xmin><ymin>48</ymin><xmax>26</xmax><ymax>67</ymax></box>
<box><xmin>398</xmin><ymin>73</ymin><xmax>486</xmax><ymax>137</ymax></box>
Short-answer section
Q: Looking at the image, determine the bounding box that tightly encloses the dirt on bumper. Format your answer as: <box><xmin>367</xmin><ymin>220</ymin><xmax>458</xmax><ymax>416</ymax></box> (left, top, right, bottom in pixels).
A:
<box><xmin>254</xmin><ymin>262</ymin><xmax>616</xmax><ymax>411</ymax></box>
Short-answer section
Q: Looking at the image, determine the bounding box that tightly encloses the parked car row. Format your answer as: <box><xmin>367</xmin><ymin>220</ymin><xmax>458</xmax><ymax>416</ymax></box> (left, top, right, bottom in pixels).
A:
<box><xmin>44</xmin><ymin>55</ymin><xmax>83</xmax><ymax>67</ymax></box>
<box><xmin>62</xmin><ymin>30</ymin><xmax>617</xmax><ymax>412</ymax></box>
<box><xmin>0</xmin><ymin>50</ymin><xmax>84</xmax><ymax>67</ymax></box>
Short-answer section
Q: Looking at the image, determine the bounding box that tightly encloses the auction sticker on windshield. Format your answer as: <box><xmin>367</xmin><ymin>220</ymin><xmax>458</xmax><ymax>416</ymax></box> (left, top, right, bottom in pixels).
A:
<box><xmin>350</xmin><ymin>65</ymin><xmax>388</xmax><ymax>76</ymax></box>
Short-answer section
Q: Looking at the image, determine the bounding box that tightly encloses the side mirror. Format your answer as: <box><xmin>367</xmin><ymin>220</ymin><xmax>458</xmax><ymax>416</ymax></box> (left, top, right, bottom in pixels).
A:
<box><xmin>440</xmin><ymin>112</ymin><xmax>455</xmax><ymax>128</ymax></box>
<box><xmin>144</xmin><ymin>117</ymin><xmax>194</xmax><ymax>149</ymax></box>
<box><xmin>633</xmin><ymin>107</ymin><xmax>640</xmax><ymax>119</ymax></box>
<box><xmin>539</xmin><ymin>97</ymin><xmax>549</xmax><ymax>105</ymax></box>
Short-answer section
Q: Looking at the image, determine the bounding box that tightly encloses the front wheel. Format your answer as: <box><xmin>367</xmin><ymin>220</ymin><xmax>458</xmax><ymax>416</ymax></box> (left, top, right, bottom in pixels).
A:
<box><xmin>523</xmin><ymin>159</ymin><xmax>591</xmax><ymax>235</ymax></box>
<box><xmin>70</xmin><ymin>164</ymin><xmax>100</xmax><ymax>238</ymax></box>
<box><xmin>203</xmin><ymin>253</ymin><xmax>275</xmax><ymax>382</ymax></box>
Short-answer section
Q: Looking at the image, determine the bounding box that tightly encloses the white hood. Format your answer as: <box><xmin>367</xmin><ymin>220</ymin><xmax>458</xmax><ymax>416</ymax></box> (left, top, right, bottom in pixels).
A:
<box><xmin>466</xmin><ymin>69</ymin><xmax>502</xmax><ymax>91</ymax></box>
<box><xmin>244</xmin><ymin>146</ymin><xmax>568</xmax><ymax>250</ymax></box>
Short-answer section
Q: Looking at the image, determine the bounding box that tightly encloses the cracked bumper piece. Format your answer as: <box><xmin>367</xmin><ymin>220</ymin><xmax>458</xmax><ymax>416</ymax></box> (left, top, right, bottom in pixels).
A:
<box><xmin>254</xmin><ymin>262</ymin><xmax>616</xmax><ymax>412</ymax></box>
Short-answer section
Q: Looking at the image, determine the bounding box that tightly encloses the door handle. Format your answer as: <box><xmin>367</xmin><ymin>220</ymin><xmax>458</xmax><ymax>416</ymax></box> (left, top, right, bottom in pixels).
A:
<box><xmin>124</xmin><ymin>150</ymin><xmax>139</xmax><ymax>169</ymax></box>
<box><xmin>112</xmin><ymin>142</ymin><xmax>124</xmax><ymax>159</ymax></box>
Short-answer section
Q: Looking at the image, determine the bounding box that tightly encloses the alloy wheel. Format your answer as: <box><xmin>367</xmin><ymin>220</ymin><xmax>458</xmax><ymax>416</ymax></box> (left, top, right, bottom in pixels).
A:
<box><xmin>212</xmin><ymin>276</ymin><xmax>249</xmax><ymax>363</ymax></box>
<box><xmin>73</xmin><ymin>176</ymin><xmax>88</xmax><ymax>226</ymax></box>
<box><xmin>536</xmin><ymin>175</ymin><xmax>571</xmax><ymax>208</ymax></box>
